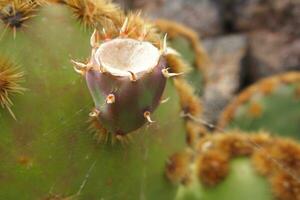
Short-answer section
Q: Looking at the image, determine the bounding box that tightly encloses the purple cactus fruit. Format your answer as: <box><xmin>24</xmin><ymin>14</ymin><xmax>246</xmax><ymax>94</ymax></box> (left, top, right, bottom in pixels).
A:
<box><xmin>72</xmin><ymin>29</ymin><xmax>181</xmax><ymax>135</ymax></box>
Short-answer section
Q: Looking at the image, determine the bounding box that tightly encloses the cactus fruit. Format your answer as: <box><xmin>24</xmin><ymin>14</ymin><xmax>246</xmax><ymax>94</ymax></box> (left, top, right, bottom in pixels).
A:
<box><xmin>0</xmin><ymin>0</ymin><xmax>206</xmax><ymax>199</ymax></box>
<box><xmin>166</xmin><ymin>131</ymin><xmax>300</xmax><ymax>200</ymax></box>
<box><xmin>218</xmin><ymin>72</ymin><xmax>300</xmax><ymax>140</ymax></box>
<box><xmin>155</xmin><ymin>19</ymin><xmax>210</xmax><ymax>96</ymax></box>
<box><xmin>76</xmin><ymin>29</ymin><xmax>168</xmax><ymax>135</ymax></box>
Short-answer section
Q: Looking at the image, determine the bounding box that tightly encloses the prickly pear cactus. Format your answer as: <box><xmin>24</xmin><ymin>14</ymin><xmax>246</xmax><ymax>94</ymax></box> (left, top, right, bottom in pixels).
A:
<box><xmin>0</xmin><ymin>1</ymin><xmax>204</xmax><ymax>199</ymax></box>
<box><xmin>155</xmin><ymin>19</ymin><xmax>210</xmax><ymax>96</ymax></box>
<box><xmin>166</xmin><ymin>131</ymin><xmax>300</xmax><ymax>200</ymax></box>
<box><xmin>218</xmin><ymin>72</ymin><xmax>300</xmax><ymax>140</ymax></box>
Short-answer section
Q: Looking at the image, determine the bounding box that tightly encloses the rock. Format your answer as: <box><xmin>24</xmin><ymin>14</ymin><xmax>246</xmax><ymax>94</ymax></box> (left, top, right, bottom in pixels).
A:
<box><xmin>125</xmin><ymin>0</ymin><xmax>223</xmax><ymax>37</ymax></box>
<box><xmin>247</xmin><ymin>30</ymin><xmax>300</xmax><ymax>81</ymax></box>
<box><xmin>228</xmin><ymin>0</ymin><xmax>300</xmax><ymax>36</ymax></box>
<box><xmin>202</xmin><ymin>34</ymin><xmax>247</xmax><ymax>124</ymax></box>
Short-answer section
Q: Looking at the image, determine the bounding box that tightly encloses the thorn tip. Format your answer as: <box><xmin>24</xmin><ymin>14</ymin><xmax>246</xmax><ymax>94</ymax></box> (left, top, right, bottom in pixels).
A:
<box><xmin>102</xmin><ymin>28</ymin><xmax>109</xmax><ymax>40</ymax></box>
<box><xmin>160</xmin><ymin>97</ymin><xmax>170</xmax><ymax>104</ymax></box>
<box><xmin>162</xmin><ymin>68</ymin><xmax>184</xmax><ymax>78</ymax></box>
<box><xmin>162</xmin><ymin>33</ymin><xmax>168</xmax><ymax>54</ymax></box>
<box><xmin>128</xmin><ymin>71</ymin><xmax>137</xmax><ymax>82</ymax></box>
<box><xmin>71</xmin><ymin>60</ymin><xmax>87</xmax><ymax>75</ymax></box>
<box><xmin>144</xmin><ymin>111</ymin><xmax>155</xmax><ymax>123</ymax></box>
<box><xmin>120</xmin><ymin>17</ymin><xmax>129</xmax><ymax>36</ymax></box>
<box><xmin>90</xmin><ymin>29</ymin><xmax>100</xmax><ymax>48</ymax></box>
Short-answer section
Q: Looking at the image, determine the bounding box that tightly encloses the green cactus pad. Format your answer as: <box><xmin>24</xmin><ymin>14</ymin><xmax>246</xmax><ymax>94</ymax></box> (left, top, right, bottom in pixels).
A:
<box><xmin>176</xmin><ymin>158</ymin><xmax>272</xmax><ymax>200</ymax></box>
<box><xmin>0</xmin><ymin>3</ymin><xmax>187</xmax><ymax>200</ymax></box>
<box><xmin>218</xmin><ymin>72</ymin><xmax>300</xmax><ymax>140</ymax></box>
<box><xmin>170</xmin><ymin>132</ymin><xmax>300</xmax><ymax>200</ymax></box>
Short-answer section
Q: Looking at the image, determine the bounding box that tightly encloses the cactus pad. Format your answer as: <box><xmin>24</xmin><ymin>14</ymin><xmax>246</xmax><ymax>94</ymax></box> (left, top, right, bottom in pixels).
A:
<box><xmin>0</xmin><ymin>1</ymin><xmax>197</xmax><ymax>199</ymax></box>
<box><xmin>167</xmin><ymin>131</ymin><xmax>300</xmax><ymax>200</ymax></box>
<box><xmin>218</xmin><ymin>72</ymin><xmax>300</xmax><ymax>140</ymax></box>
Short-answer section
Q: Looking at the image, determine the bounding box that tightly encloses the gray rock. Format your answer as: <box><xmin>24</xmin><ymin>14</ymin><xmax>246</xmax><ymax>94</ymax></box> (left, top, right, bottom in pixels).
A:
<box><xmin>202</xmin><ymin>34</ymin><xmax>247</xmax><ymax>124</ymax></box>
<box><xmin>123</xmin><ymin>0</ymin><xmax>223</xmax><ymax>37</ymax></box>
<box><xmin>229</xmin><ymin>0</ymin><xmax>300</xmax><ymax>36</ymax></box>
<box><xmin>247</xmin><ymin>30</ymin><xmax>300</xmax><ymax>80</ymax></box>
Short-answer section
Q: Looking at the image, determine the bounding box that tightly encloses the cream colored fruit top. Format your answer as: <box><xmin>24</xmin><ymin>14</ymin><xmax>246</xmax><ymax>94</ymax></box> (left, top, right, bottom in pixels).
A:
<box><xmin>95</xmin><ymin>38</ymin><xmax>160</xmax><ymax>76</ymax></box>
